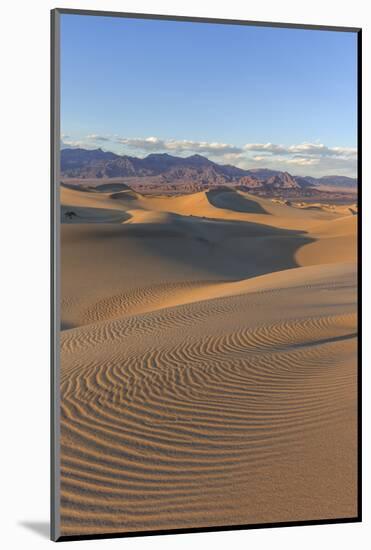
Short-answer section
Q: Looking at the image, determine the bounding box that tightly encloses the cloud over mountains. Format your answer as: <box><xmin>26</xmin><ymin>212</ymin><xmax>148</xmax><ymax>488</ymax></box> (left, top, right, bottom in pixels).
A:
<box><xmin>61</xmin><ymin>133</ymin><xmax>357</xmax><ymax>178</ymax></box>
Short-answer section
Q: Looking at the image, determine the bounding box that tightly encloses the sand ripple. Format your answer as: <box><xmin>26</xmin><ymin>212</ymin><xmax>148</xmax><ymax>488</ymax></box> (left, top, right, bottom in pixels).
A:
<box><xmin>60</xmin><ymin>266</ymin><xmax>357</xmax><ymax>536</ymax></box>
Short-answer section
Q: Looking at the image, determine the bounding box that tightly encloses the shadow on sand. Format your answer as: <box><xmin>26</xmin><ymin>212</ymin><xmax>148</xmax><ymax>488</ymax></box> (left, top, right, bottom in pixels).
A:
<box><xmin>62</xmin><ymin>212</ymin><xmax>315</xmax><ymax>283</ymax></box>
<box><xmin>206</xmin><ymin>188</ymin><xmax>269</xmax><ymax>214</ymax></box>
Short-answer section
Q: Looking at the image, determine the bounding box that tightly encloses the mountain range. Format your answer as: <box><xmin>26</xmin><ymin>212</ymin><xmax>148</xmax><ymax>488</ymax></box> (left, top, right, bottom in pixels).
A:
<box><xmin>61</xmin><ymin>148</ymin><xmax>357</xmax><ymax>193</ymax></box>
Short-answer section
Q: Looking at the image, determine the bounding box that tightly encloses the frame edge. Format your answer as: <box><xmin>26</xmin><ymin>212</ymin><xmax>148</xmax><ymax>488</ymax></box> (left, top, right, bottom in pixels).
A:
<box><xmin>51</xmin><ymin>7</ymin><xmax>61</xmax><ymax>543</ymax></box>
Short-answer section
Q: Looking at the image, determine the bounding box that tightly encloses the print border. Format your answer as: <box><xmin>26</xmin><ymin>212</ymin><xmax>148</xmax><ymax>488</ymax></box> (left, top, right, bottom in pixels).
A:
<box><xmin>50</xmin><ymin>8</ymin><xmax>362</xmax><ymax>542</ymax></box>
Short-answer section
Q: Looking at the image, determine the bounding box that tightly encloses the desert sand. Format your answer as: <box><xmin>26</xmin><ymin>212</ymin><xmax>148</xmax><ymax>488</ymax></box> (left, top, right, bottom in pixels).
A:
<box><xmin>59</xmin><ymin>183</ymin><xmax>358</xmax><ymax>536</ymax></box>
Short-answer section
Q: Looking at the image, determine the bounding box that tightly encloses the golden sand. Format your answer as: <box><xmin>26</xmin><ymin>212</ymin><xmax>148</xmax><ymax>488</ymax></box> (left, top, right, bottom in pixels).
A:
<box><xmin>60</xmin><ymin>185</ymin><xmax>357</xmax><ymax>536</ymax></box>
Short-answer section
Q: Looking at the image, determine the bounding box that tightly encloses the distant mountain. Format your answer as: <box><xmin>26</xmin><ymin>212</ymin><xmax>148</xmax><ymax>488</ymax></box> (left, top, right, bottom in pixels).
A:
<box><xmin>60</xmin><ymin>149</ymin><xmax>247</xmax><ymax>180</ymax></box>
<box><xmin>316</xmin><ymin>175</ymin><xmax>357</xmax><ymax>188</ymax></box>
<box><xmin>265</xmin><ymin>172</ymin><xmax>301</xmax><ymax>189</ymax></box>
<box><xmin>60</xmin><ymin>148</ymin><xmax>357</xmax><ymax>192</ymax></box>
<box><xmin>245</xmin><ymin>168</ymin><xmax>284</xmax><ymax>179</ymax></box>
<box><xmin>61</xmin><ymin>148</ymin><xmax>119</xmax><ymax>174</ymax></box>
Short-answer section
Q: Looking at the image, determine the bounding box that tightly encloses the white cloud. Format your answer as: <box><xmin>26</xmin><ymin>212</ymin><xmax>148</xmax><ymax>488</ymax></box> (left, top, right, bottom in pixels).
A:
<box><xmin>60</xmin><ymin>139</ymin><xmax>87</xmax><ymax>149</ymax></box>
<box><xmin>251</xmin><ymin>155</ymin><xmax>267</xmax><ymax>162</ymax></box>
<box><xmin>61</xmin><ymin>136</ymin><xmax>102</xmax><ymax>150</ymax></box>
<box><xmin>288</xmin><ymin>143</ymin><xmax>356</xmax><ymax>159</ymax></box>
<box><xmin>115</xmin><ymin>136</ymin><xmax>243</xmax><ymax>156</ymax></box>
<box><xmin>244</xmin><ymin>141</ymin><xmax>357</xmax><ymax>160</ymax></box>
<box><xmin>244</xmin><ymin>143</ymin><xmax>288</xmax><ymax>154</ymax></box>
<box><xmin>86</xmin><ymin>134</ymin><xmax>111</xmax><ymax>142</ymax></box>
<box><xmin>238</xmin><ymin>141</ymin><xmax>357</xmax><ymax>176</ymax></box>
<box><xmin>286</xmin><ymin>157</ymin><xmax>320</xmax><ymax>166</ymax></box>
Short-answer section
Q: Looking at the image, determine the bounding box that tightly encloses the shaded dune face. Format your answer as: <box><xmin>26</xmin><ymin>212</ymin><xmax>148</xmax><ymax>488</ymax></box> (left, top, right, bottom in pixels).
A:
<box><xmin>206</xmin><ymin>188</ymin><xmax>269</xmax><ymax>214</ymax></box>
<box><xmin>59</xmin><ymin>185</ymin><xmax>358</xmax><ymax>536</ymax></box>
<box><xmin>61</xmin><ymin>205</ymin><xmax>132</xmax><ymax>224</ymax></box>
<box><xmin>60</xmin><ymin>221</ymin><xmax>314</xmax><ymax>329</ymax></box>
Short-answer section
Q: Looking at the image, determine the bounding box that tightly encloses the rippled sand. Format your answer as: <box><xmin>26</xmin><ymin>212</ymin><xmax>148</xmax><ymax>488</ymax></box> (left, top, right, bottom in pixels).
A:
<box><xmin>59</xmin><ymin>186</ymin><xmax>358</xmax><ymax>536</ymax></box>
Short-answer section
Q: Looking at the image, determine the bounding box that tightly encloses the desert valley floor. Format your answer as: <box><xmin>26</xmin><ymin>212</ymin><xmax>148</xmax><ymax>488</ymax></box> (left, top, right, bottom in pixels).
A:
<box><xmin>59</xmin><ymin>183</ymin><xmax>358</xmax><ymax>536</ymax></box>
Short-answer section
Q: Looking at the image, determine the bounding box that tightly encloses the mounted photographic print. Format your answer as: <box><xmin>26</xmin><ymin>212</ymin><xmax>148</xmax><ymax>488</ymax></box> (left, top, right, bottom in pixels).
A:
<box><xmin>51</xmin><ymin>9</ymin><xmax>361</xmax><ymax>542</ymax></box>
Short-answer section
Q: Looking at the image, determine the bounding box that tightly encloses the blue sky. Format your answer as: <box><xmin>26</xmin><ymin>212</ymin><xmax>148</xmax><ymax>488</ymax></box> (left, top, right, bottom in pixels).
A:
<box><xmin>61</xmin><ymin>14</ymin><xmax>358</xmax><ymax>177</ymax></box>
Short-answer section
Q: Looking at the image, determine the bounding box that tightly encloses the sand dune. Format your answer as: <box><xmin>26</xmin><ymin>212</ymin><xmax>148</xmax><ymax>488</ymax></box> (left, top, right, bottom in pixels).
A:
<box><xmin>61</xmin><ymin>184</ymin><xmax>139</xmax><ymax>223</ymax></box>
<box><xmin>297</xmin><ymin>215</ymin><xmax>357</xmax><ymax>266</ymax></box>
<box><xmin>60</xmin><ymin>185</ymin><xmax>358</xmax><ymax>536</ymax></box>
<box><xmin>61</xmin><ymin>184</ymin><xmax>343</xmax><ymax>229</ymax></box>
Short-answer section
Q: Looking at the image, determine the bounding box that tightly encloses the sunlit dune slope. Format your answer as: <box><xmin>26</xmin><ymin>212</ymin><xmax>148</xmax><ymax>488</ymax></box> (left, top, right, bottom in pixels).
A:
<box><xmin>60</xmin><ymin>261</ymin><xmax>357</xmax><ymax>536</ymax></box>
<box><xmin>297</xmin><ymin>215</ymin><xmax>357</xmax><ymax>265</ymax></box>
